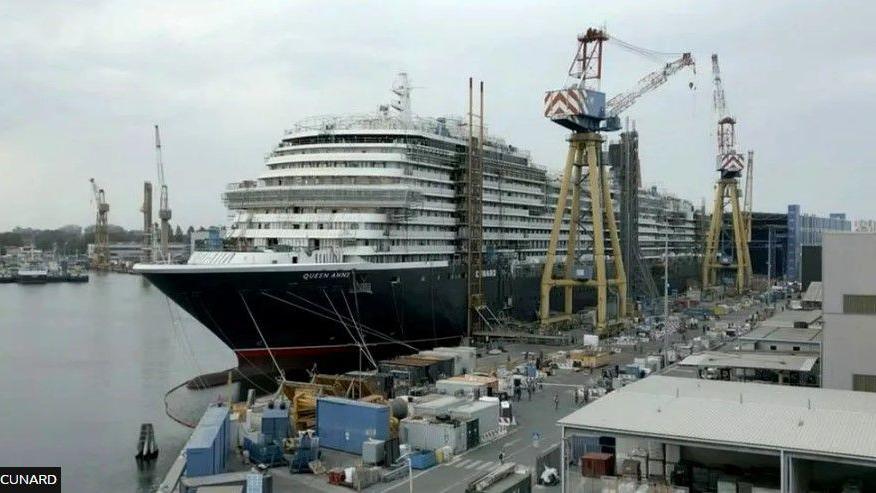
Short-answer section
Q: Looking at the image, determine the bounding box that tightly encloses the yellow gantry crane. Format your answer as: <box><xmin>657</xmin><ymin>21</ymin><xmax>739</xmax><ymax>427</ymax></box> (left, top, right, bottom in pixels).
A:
<box><xmin>702</xmin><ymin>54</ymin><xmax>752</xmax><ymax>293</ymax></box>
<box><xmin>89</xmin><ymin>178</ymin><xmax>110</xmax><ymax>270</ymax></box>
<box><xmin>540</xmin><ymin>28</ymin><xmax>694</xmax><ymax>334</ymax></box>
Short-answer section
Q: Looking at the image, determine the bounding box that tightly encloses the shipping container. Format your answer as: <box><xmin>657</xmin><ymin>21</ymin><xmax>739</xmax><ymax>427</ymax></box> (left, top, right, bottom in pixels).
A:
<box><xmin>401</xmin><ymin>417</ymin><xmax>467</xmax><ymax>453</ymax></box>
<box><xmin>344</xmin><ymin>371</ymin><xmax>394</xmax><ymax>397</ymax></box>
<box><xmin>449</xmin><ymin>400</ymin><xmax>499</xmax><ymax>436</ymax></box>
<box><xmin>379</xmin><ymin>356</ymin><xmax>448</xmax><ymax>385</ymax></box>
<box><xmin>317</xmin><ymin>397</ymin><xmax>390</xmax><ymax>454</ymax></box>
<box><xmin>416</xmin><ymin>351</ymin><xmax>458</xmax><ymax>377</ymax></box>
<box><xmin>436</xmin><ymin>375</ymin><xmax>498</xmax><ymax>397</ymax></box>
<box><xmin>581</xmin><ymin>452</ymin><xmax>614</xmax><ymax>478</ymax></box>
<box><xmin>434</xmin><ymin>346</ymin><xmax>477</xmax><ymax>374</ymax></box>
<box><xmin>412</xmin><ymin>395</ymin><xmax>465</xmax><ymax>418</ymax></box>
<box><xmin>185</xmin><ymin>405</ymin><xmax>230</xmax><ymax>477</ymax></box>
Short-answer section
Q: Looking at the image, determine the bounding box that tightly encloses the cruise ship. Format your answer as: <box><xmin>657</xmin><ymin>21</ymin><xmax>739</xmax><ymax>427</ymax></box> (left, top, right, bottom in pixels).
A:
<box><xmin>137</xmin><ymin>74</ymin><xmax>700</xmax><ymax>376</ymax></box>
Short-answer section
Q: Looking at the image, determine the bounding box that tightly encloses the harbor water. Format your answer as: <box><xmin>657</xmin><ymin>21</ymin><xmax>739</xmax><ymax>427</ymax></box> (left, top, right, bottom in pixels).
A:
<box><xmin>0</xmin><ymin>273</ymin><xmax>236</xmax><ymax>492</ymax></box>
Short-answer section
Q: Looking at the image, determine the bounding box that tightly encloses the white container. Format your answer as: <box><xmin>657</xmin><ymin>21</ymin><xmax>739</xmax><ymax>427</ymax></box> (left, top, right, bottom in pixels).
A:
<box><xmin>450</xmin><ymin>400</ymin><xmax>500</xmax><ymax>436</ymax></box>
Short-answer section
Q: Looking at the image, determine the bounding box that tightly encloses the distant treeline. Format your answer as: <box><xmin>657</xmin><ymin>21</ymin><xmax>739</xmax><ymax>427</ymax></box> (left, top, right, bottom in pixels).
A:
<box><xmin>0</xmin><ymin>225</ymin><xmax>194</xmax><ymax>254</ymax></box>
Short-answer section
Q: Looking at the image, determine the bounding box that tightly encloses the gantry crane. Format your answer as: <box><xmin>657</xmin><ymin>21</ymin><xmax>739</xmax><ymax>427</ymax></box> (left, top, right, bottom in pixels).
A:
<box><xmin>154</xmin><ymin>125</ymin><xmax>172</xmax><ymax>263</ymax></box>
<box><xmin>89</xmin><ymin>178</ymin><xmax>110</xmax><ymax>270</ymax></box>
<box><xmin>540</xmin><ymin>28</ymin><xmax>694</xmax><ymax>334</ymax></box>
<box><xmin>702</xmin><ymin>54</ymin><xmax>752</xmax><ymax>292</ymax></box>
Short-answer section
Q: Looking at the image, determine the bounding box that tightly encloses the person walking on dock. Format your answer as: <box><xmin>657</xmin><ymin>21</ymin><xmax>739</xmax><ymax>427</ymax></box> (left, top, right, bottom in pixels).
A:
<box><xmin>554</xmin><ymin>393</ymin><xmax>560</xmax><ymax>410</ymax></box>
<box><xmin>499</xmin><ymin>451</ymin><xmax>505</xmax><ymax>465</ymax></box>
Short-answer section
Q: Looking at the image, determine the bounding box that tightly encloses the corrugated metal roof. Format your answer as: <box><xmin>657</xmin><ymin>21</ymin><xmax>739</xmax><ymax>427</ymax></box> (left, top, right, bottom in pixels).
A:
<box><xmin>758</xmin><ymin>309</ymin><xmax>822</xmax><ymax>327</ymax></box>
<box><xmin>740</xmin><ymin>326</ymin><xmax>822</xmax><ymax>344</ymax></box>
<box><xmin>559</xmin><ymin>376</ymin><xmax>876</xmax><ymax>462</ymax></box>
<box><xmin>678</xmin><ymin>351</ymin><xmax>818</xmax><ymax>371</ymax></box>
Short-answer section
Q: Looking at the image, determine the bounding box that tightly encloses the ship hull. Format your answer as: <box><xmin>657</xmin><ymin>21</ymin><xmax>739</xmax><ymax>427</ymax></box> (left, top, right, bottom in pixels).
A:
<box><xmin>140</xmin><ymin>260</ymin><xmax>700</xmax><ymax>376</ymax></box>
<box><xmin>139</xmin><ymin>262</ymin><xmax>592</xmax><ymax>375</ymax></box>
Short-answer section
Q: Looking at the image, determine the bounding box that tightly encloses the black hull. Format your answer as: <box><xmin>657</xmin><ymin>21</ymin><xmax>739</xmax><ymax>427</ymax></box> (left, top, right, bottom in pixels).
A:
<box><xmin>142</xmin><ymin>261</ymin><xmax>699</xmax><ymax>375</ymax></box>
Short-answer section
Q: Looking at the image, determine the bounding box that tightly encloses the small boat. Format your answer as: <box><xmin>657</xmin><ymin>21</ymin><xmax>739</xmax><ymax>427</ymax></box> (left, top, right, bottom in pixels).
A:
<box><xmin>17</xmin><ymin>262</ymin><xmax>48</xmax><ymax>284</ymax></box>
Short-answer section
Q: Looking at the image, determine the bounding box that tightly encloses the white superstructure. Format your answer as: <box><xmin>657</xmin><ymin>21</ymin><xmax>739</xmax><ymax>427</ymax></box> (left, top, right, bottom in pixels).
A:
<box><xmin>217</xmin><ymin>74</ymin><xmax>699</xmax><ymax>268</ymax></box>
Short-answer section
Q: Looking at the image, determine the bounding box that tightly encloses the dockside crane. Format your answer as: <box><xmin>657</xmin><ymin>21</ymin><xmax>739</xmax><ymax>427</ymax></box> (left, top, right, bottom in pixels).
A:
<box><xmin>89</xmin><ymin>178</ymin><xmax>110</xmax><ymax>270</ymax></box>
<box><xmin>540</xmin><ymin>28</ymin><xmax>694</xmax><ymax>334</ymax></box>
<box><xmin>154</xmin><ymin>125</ymin><xmax>172</xmax><ymax>263</ymax></box>
<box><xmin>702</xmin><ymin>54</ymin><xmax>752</xmax><ymax>292</ymax></box>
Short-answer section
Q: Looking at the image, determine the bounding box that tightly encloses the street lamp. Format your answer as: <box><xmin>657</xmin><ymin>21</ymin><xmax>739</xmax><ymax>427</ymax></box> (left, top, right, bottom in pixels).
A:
<box><xmin>396</xmin><ymin>452</ymin><xmax>415</xmax><ymax>493</ymax></box>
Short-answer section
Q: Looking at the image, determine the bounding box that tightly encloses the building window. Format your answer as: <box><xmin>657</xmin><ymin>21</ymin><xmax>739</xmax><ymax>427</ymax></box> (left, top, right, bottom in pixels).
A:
<box><xmin>843</xmin><ymin>295</ymin><xmax>876</xmax><ymax>314</ymax></box>
<box><xmin>853</xmin><ymin>374</ymin><xmax>876</xmax><ymax>393</ymax></box>
<box><xmin>770</xmin><ymin>345</ymin><xmax>777</xmax><ymax>351</ymax></box>
<box><xmin>793</xmin><ymin>346</ymin><xmax>800</xmax><ymax>352</ymax></box>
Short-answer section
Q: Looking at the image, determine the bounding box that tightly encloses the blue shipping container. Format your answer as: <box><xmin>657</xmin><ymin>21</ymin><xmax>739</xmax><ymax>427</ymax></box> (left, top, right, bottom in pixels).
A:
<box><xmin>316</xmin><ymin>397</ymin><xmax>390</xmax><ymax>454</ymax></box>
<box><xmin>185</xmin><ymin>405</ymin><xmax>230</xmax><ymax>477</ymax></box>
<box><xmin>186</xmin><ymin>423</ymin><xmax>221</xmax><ymax>477</ymax></box>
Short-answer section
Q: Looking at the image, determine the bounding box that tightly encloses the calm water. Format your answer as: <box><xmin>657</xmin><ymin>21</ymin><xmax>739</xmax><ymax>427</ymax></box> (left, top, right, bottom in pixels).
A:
<box><xmin>0</xmin><ymin>273</ymin><xmax>236</xmax><ymax>492</ymax></box>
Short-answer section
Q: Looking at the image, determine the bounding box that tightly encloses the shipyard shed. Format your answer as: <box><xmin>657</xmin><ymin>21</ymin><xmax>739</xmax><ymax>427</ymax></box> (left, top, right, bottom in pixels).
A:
<box><xmin>737</xmin><ymin>325</ymin><xmax>822</xmax><ymax>353</ymax></box>
<box><xmin>436</xmin><ymin>375</ymin><xmax>498</xmax><ymax>397</ymax></box>
<box><xmin>558</xmin><ymin>376</ymin><xmax>876</xmax><ymax>493</ymax></box>
<box><xmin>450</xmin><ymin>399</ymin><xmax>500</xmax><ymax>436</ymax></box>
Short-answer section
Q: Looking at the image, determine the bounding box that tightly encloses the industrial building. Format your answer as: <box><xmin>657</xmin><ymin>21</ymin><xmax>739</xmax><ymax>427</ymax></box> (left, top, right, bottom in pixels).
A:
<box><xmin>745</xmin><ymin>207</ymin><xmax>852</xmax><ymax>282</ymax></box>
<box><xmin>88</xmin><ymin>241</ymin><xmax>189</xmax><ymax>264</ymax></box>
<box><xmin>786</xmin><ymin>205</ymin><xmax>851</xmax><ymax>282</ymax></box>
<box><xmin>738</xmin><ymin>325</ymin><xmax>822</xmax><ymax>354</ymax></box>
<box><xmin>559</xmin><ymin>376</ymin><xmax>876</xmax><ymax>492</ymax></box>
<box><xmin>678</xmin><ymin>351</ymin><xmax>820</xmax><ymax>386</ymax></box>
<box><xmin>822</xmin><ymin>232</ymin><xmax>876</xmax><ymax>391</ymax></box>
<box><xmin>748</xmin><ymin>212</ymin><xmax>789</xmax><ymax>279</ymax></box>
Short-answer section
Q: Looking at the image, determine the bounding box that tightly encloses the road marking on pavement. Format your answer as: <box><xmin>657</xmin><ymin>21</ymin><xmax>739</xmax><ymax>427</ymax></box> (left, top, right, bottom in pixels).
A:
<box><xmin>465</xmin><ymin>460</ymin><xmax>483</xmax><ymax>469</ymax></box>
<box><xmin>455</xmin><ymin>459</ymin><xmax>471</xmax><ymax>468</ymax></box>
<box><xmin>477</xmin><ymin>461</ymin><xmax>495</xmax><ymax>470</ymax></box>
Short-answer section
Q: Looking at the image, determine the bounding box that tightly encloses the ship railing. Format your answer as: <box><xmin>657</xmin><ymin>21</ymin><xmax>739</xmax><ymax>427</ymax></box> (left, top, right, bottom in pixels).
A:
<box><xmin>223</xmin><ymin>187</ymin><xmax>424</xmax><ymax>209</ymax></box>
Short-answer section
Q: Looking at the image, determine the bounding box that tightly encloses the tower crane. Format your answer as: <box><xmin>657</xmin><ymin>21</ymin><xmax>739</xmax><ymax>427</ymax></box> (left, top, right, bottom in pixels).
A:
<box><xmin>702</xmin><ymin>54</ymin><xmax>752</xmax><ymax>292</ymax></box>
<box><xmin>89</xmin><ymin>178</ymin><xmax>110</xmax><ymax>270</ymax></box>
<box><xmin>541</xmin><ymin>28</ymin><xmax>695</xmax><ymax>334</ymax></box>
<box><xmin>154</xmin><ymin>125</ymin><xmax>172</xmax><ymax>263</ymax></box>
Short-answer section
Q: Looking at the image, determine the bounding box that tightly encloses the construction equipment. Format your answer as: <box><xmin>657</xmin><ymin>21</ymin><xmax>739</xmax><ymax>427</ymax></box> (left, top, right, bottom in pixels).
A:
<box><xmin>141</xmin><ymin>182</ymin><xmax>153</xmax><ymax>263</ymax></box>
<box><xmin>154</xmin><ymin>125</ymin><xmax>172</xmax><ymax>263</ymax></box>
<box><xmin>464</xmin><ymin>78</ymin><xmax>486</xmax><ymax>336</ymax></box>
<box><xmin>743</xmin><ymin>149</ymin><xmax>754</xmax><ymax>281</ymax></box>
<box><xmin>540</xmin><ymin>28</ymin><xmax>694</xmax><ymax>334</ymax></box>
<box><xmin>89</xmin><ymin>178</ymin><xmax>110</xmax><ymax>270</ymax></box>
<box><xmin>702</xmin><ymin>54</ymin><xmax>751</xmax><ymax>292</ymax></box>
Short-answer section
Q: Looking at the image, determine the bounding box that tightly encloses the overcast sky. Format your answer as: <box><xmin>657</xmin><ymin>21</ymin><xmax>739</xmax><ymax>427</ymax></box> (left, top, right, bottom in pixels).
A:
<box><xmin>2</xmin><ymin>0</ymin><xmax>874</xmax><ymax>231</ymax></box>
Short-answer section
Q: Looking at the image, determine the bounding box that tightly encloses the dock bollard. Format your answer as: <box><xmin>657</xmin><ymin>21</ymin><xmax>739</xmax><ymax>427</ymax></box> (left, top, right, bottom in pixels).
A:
<box><xmin>136</xmin><ymin>423</ymin><xmax>159</xmax><ymax>461</ymax></box>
